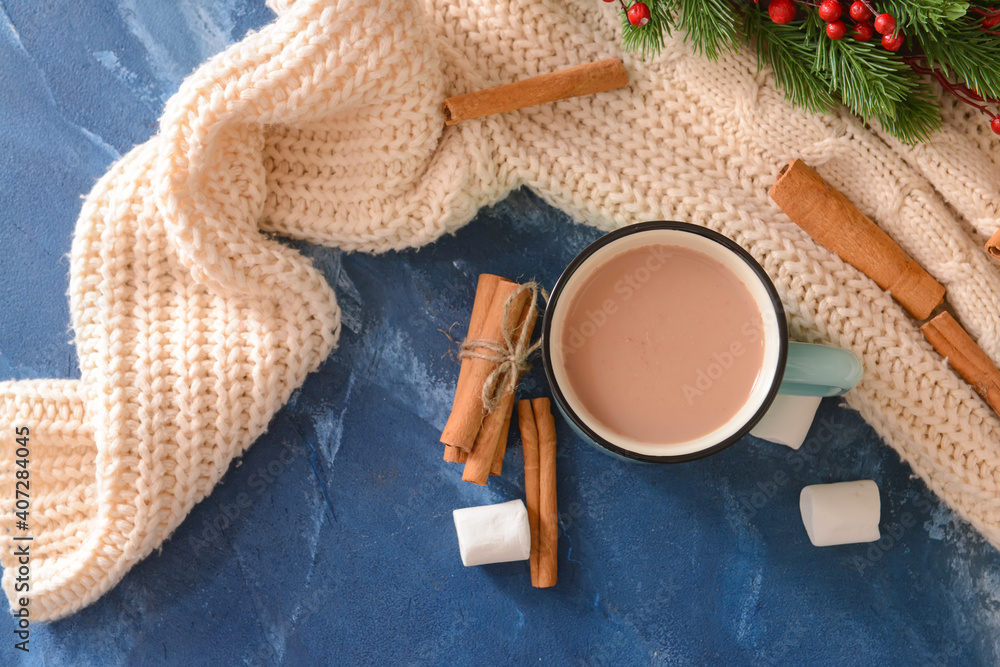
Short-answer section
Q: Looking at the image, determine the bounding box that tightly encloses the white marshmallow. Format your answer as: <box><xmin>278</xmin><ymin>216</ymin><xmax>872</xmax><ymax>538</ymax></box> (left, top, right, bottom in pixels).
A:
<box><xmin>750</xmin><ymin>394</ymin><xmax>823</xmax><ymax>450</ymax></box>
<box><xmin>453</xmin><ymin>499</ymin><xmax>531</xmax><ymax>566</ymax></box>
<box><xmin>799</xmin><ymin>480</ymin><xmax>881</xmax><ymax>547</ymax></box>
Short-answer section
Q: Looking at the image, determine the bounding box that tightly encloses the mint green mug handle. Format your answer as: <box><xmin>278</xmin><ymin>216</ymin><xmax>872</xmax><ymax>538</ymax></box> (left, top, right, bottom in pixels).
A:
<box><xmin>778</xmin><ymin>342</ymin><xmax>864</xmax><ymax>397</ymax></box>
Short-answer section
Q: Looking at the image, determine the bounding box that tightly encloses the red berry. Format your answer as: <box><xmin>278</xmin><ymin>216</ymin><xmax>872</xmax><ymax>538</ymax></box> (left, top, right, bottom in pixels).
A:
<box><xmin>768</xmin><ymin>0</ymin><xmax>796</xmax><ymax>24</ymax></box>
<box><xmin>991</xmin><ymin>117</ymin><xmax>1000</xmax><ymax>135</ymax></box>
<box><xmin>852</xmin><ymin>21</ymin><xmax>874</xmax><ymax>41</ymax></box>
<box><xmin>818</xmin><ymin>0</ymin><xmax>842</xmax><ymax>22</ymax></box>
<box><xmin>874</xmin><ymin>13</ymin><xmax>896</xmax><ymax>35</ymax></box>
<box><xmin>881</xmin><ymin>30</ymin><xmax>904</xmax><ymax>50</ymax></box>
<box><xmin>849</xmin><ymin>1</ymin><xmax>871</xmax><ymax>21</ymax></box>
<box><xmin>826</xmin><ymin>20</ymin><xmax>847</xmax><ymax>39</ymax></box>
<box><xmin>603</xmin><ymin>0</ymin><xmax>616</xmax><ymax>3</ymax></box>
<box><xmin>627</xmin><ymin>1</ymin><xmax>651</xmax><ymax>26</ymax></box>
<box><xmin>984</xmin><ymin>14</ymin><xmax>1000</xmax><ymax>29</ymax></box>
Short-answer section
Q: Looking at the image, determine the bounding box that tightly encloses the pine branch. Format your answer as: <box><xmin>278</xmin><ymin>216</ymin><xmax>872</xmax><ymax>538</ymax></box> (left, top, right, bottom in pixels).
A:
<box><xmin>675</xmin><ymin>0</ymin><xmax>742</xmax><ymax>60</ymax></box>
<box><xmin>881</xmin><ymin>0</ymin><xmax>970</xmax><ymax>27</ymax></box>
<box><xmin>744</xmin><ymin>10</ymin><xmax>838</xmax><ymax>113</ymax></box>
<box><xmin>875</xmin><ymin>79</ymin><xmax>943</xmax><ymax>143</ymax></box>
<box><xmin>811</xmin><ymin>16</ymin><xmax>915</xmax><ymax>118</ymax></box>
<box><xmin>907</xmin><ymin>18</ymin><xmax>1000</xmax><ymax>100</ymax></box>
<box><xmin>620</xmin><ymin>0</ymin><xmax>674</xmax><ymax>58</ymax></box>
<box><xmin>613</xmin><ymin>0</ymin><xmax>993</xmax><ymax>143</ymax></box>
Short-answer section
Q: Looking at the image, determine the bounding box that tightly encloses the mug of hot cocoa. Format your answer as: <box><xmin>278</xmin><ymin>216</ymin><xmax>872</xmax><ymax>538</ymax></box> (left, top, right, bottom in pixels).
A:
<box><xmin>541</xmin><ymin>221</ymin><xmax>862</xmax><ymax>463</ymax></box>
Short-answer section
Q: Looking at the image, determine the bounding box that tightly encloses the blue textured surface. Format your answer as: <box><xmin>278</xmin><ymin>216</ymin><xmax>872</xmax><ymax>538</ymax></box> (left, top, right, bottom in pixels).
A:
<box><xmin>2</xmin><ymin>1</ymin><xmax>1000</xmax><ymax>665</ymax></box>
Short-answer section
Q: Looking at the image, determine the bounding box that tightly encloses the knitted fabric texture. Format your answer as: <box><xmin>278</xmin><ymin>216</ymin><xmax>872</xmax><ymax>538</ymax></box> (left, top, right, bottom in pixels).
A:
<box><xmin>2</xmin><ymin>0</ymin><xmax>1000</xmax><ymax>620</ymax></box>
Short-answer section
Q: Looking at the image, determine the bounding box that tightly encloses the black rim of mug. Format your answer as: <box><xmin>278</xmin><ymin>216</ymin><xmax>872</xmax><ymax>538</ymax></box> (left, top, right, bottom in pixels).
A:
<box><xmin>541</xmin><ymin>221</ymin><xmax>789</xmax><ymax>463</ymax></box>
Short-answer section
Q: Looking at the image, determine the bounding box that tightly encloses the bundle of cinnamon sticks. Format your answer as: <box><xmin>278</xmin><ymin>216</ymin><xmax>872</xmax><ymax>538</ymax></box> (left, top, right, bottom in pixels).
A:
<box><xmin>440</xmin><ymin>274</ymin><xmax>538</xmax><ymax>485</ymax></box>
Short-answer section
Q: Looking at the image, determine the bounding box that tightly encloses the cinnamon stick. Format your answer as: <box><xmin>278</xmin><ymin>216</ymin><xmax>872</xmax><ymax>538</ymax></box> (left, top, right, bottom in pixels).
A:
<box><xmin>518</xmin><ymin>400</ymin><xmax>541</xmax><ymax>587</ymax></box>
<box><xmin>462</xmin><ymin>301</ymin><xmax>537</xmax><ymax>485</ymax></box>
<box><xmin>770</xmin><ymin>159</ymin><xmax>946</xmax><ymax>321</ymax></box>
<box><xmin>443</xmin><ymin>446</ymin><xmax>468</xmax><ymax>463</ymax></box>
<box><xmin>921</xmin><ymin>312</ymin><xmax>1000</xmax><ymax>414</ymax></box>
<box><xmin>441</xmin><ymin>277</ymin><xmax>524</xmax><ymax>451</ymax></box>
<box><xmin>441</xmin><ymin>274</ymin><xmax>507</xmax><ymax>461</ymax></box>
<box><xmin>987</xmin><ymin>229</ymin><xmax>1000</xmax><ymax>259</ymax></box>
<box><xmin>463</xmin><ymin>392</ymin><xmax>518</xmax><ymax>485</ymax></box>
<box><xmin>490</xmin><ymin>399</ymin><xmax>514</xmax><ymax>476</ymax></box>
<box><xmin>442</xmin><ymin>58</ymin><xmax>628</xmax><ymax>125</ymax></box>
<box><xmin>533</xmin><ymin>397</ymin><xmax>558</xmax><ymax>589</ymax></box>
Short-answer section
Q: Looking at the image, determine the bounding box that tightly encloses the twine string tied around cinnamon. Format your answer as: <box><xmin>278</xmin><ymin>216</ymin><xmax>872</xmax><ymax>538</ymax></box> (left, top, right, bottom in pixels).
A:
<box><xmin>459</xmin><ymin>281</ymin><xmax>546</xmax><ymax>413</ymax></box>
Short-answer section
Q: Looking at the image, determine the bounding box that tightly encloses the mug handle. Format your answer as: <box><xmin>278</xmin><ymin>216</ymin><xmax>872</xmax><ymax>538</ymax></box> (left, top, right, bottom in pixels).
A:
<box><xmin>778</xmin><ymin>342</ymin><xmax>863</xmax><ymax>397</ymax></box>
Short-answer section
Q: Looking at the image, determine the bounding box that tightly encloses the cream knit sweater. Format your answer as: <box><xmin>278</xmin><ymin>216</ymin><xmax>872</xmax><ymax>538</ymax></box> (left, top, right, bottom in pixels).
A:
<box><xmin>2</xmin><ymin>0</ymin><xmax>999</xmax><ymax>620</ymax></box>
